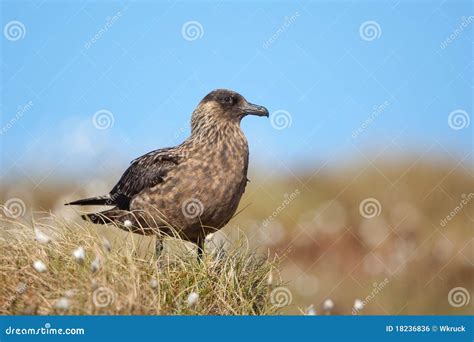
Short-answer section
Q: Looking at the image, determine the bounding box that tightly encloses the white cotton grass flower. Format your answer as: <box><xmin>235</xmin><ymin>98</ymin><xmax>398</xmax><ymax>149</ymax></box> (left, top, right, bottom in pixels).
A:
<box><xmin>124</xmin><ymin>220</ymin><xmax>132</xmax><ymax>228</ymax></box>
<box><xmin>305</xmin><ymin>304</ymin><xmax>317</xmax><ymax>315</ymax></box>
<box><xmin>91</xmin><ymin>255</ymin><xmax>100</xmax><ymax>273</ymax></box>
<box><xmin>102</xmin><ymin>237</ymin><xmax>112</xmax><ymax>252</ymax></box>
<box><xmin>323</xmin><ymin>299</ymin><xmax>334</xmax><ymax>311</ymax></box>
<box><xmin>33</xmin><ymin>260</ymin><xmax>47</xmax><ymax>273</ymax></box>
<box><xmin>186</xmin><ymin>291</ymin><xmax>199</xmax><ymax>308</ymax></box>
<box><xmin>267</xmin><ymin>271</ymin><xmax>273</xmax><ymax>286</ymax></box>
<box><xmin>354</xmin><ymin>299</ymin><xmax>364</xmax><ymax>311</ymax></box>
<box><xmin>72</xmin><ymin>246</ymin><xmax>85</xmax><ymax>263</ymax></box>
<box><xmin>34</xmin><ymin>228</ymin><xmax>51</xmax><ymax>244</ymax></box>
<box><xmin>54</xmin><ymin>297</ymin><xmax>70</xmax><ymax>310</ymax></box>
<box><xmin>150</xmin><ymin>279</ymin><xmax>159</xmax><ymax>289</ymax></box>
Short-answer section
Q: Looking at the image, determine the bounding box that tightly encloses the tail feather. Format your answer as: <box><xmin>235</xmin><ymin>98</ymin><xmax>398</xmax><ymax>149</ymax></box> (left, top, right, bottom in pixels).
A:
<box><xmin>81</xmin><ymin>209</ymin><xmax>157</xmax><ymax>236</ymax></box>
<box><xmin>65</xmin><ymin>195</ymin><xmax>111</xmax><ymax>206</ymax></box>
<box><xmin>81</xmin><ymin>210</ymin><xmax>116</xmax><ymax>224</ymax></box>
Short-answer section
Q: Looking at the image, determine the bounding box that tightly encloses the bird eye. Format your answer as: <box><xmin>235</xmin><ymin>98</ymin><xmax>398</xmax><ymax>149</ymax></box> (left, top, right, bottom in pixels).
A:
<box><xmin>223</xmin><ymin>96</ymin><xmax>232</xmax><ymax>103</ymax></box>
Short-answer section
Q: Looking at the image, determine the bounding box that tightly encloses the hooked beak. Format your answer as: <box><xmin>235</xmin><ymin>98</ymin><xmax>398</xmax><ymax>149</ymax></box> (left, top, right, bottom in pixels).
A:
<box><xmin>241</xmin><ymin>101</ymin><xmax>269</xmax><ymax>117</ymax></box>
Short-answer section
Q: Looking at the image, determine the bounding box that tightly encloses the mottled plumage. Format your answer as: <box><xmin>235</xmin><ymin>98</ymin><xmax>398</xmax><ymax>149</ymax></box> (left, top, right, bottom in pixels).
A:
<box><xmin>66</xmin><ymin>89</ymin><xmax>268</xmax><ymax>257</ymax></box>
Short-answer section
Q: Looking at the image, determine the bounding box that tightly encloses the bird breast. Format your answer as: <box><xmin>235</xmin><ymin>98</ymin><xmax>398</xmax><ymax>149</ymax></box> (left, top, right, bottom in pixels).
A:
<box><xmin>186</xmin><ymin>128</ymin><xmax>249</xmax><ymax>226</ymax></box>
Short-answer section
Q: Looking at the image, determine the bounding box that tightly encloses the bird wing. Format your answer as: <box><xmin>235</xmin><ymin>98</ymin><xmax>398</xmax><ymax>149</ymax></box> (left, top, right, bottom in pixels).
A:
<box><xmin>110</xmin><ymin>147</ymin><xmax>182</xmax><ymax>209</ymax></box>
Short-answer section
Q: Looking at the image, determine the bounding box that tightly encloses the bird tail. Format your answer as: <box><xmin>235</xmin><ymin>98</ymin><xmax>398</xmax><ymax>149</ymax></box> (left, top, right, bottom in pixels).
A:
<box><xmin>81</xmin><ymin>209</ymin><xmax>117</xmax><ymax>225</ymax></box>
<box><xmin>81</xmin><ymin>208</ymin><xmax>156</xmax><ymax>236</ymax></box>
<box><xmin>65</xmin><ymin>195</ymin><xmax>111</xmax><ymax>206</ymax></box>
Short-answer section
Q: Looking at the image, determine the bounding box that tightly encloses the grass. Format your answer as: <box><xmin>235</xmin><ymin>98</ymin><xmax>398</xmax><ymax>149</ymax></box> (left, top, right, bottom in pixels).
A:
<box><xmin>0</xmin><ymin>214</ymin><xmax>283</xmax><ymax>315</ymax></box>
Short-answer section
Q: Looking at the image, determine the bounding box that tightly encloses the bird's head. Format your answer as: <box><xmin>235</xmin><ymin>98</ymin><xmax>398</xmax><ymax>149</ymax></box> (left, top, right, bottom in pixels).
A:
<box><xmin>191</xmin><ymin>89</ymin><xmax>268</xmax><ymax>133</ymax></box>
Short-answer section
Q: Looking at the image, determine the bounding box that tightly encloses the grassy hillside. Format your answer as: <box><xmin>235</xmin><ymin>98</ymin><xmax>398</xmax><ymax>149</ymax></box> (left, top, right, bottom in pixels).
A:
<box><xmin>0</xmin><ymin>216</ymin><xmax>282</xmax><ymax>315</ymax></box>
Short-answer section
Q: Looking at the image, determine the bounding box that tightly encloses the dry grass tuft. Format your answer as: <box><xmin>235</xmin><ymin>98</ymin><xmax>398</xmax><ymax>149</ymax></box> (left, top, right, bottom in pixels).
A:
<box><xmin>0</xmin><ymin>214</ymin><xmax>282</xmax><ymax>315</ymax></box>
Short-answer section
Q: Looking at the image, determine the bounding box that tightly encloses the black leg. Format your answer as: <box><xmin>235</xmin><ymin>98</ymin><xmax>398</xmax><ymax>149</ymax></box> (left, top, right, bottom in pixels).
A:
<box><xmin>155</xmin><ymin>237</ymin><xmax>163</xmax><ymax>257</ymax></box>
<box><xmin>196</xmin><ymin>236</ymin><xmax>204</xmax><ymax>261</ymax></box>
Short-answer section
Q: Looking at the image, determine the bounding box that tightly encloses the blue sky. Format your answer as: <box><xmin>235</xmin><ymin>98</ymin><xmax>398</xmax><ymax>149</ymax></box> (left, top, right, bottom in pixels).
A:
<box><xmin>1</xmin><ymin>0</ymin><xmax>472</xmax><ymax>180</ymax></box>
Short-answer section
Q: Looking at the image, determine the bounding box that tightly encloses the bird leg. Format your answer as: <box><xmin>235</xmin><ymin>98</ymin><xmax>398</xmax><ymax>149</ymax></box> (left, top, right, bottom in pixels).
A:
<box><xmin>196</xmin><ymin>236</ymin><xmax>205</xmax><ymax>261</ymax></box>
<box><xmin>155</xmin><ymin>237</ymin><xmax>163</xmax><ymax>257</ymax></box>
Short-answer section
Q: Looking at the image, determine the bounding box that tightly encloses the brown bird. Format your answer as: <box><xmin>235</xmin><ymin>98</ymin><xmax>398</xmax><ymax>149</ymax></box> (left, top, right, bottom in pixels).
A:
<box><xmin>66</xmin><ymin>89</ymin><xmax>269</xmax><ymax>258</ymax></box>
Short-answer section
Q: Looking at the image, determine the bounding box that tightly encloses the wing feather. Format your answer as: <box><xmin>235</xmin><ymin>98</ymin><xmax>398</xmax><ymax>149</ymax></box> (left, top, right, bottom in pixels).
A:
<box><xmin>110</xmin><ymin>148</ymin><xmax>181</xmax><ymax>209</ymax></box>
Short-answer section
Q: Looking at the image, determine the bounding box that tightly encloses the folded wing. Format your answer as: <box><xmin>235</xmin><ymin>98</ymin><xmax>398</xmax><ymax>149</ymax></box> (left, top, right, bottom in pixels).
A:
<box><xmin>110</xmin><ymin>148</ymin><xmax>182</xmax><ymax>209</ymax></box>
<box><xmin>66</xmin><ymin>147</ymin><xmax>182</xmax><ymax>210</ymax></box>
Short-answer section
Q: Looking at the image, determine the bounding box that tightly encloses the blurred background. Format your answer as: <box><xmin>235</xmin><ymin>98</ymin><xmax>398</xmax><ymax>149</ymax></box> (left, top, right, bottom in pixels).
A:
<box><xmin>1</xmin><ymin>0</ymin><xmax>472</xmax><ymax>314</ymax></box>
